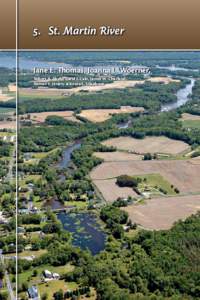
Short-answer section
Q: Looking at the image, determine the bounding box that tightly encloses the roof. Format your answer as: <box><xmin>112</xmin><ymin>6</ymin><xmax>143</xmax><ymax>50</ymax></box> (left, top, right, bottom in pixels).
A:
<box><xmin>44</xmin><ymin>269</ymin><xmax>52</xmax><ymax>276</ymax></box>
<box><xmin>28</xmin><ymin>286</ymin><xmax>39</xmax><ymax>299</ymax></box>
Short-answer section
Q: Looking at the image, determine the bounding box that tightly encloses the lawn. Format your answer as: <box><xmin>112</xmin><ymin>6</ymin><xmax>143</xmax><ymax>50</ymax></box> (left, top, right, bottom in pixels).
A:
<box><xmin>19</xmin><ymin>174</ymin><xmax>42</xmax><ymax>187</ymax></box>
<box><xmin>64</xmin><ymin>200</ymin><xmax>88</xmax><ymax>209</ymax></box>
<box><xmin>18</xmin><ymin>249</ymin><xmax>47</xmax><ymax>258</ymax></box>
<box><xmin>182</xmin><ymin>119</ymin><xmax>200</xmax><ymax>129</ymax></box>
<box><xmin>0</xmin><ymin>107</ymin><xmax>15</xmax><ymax>113</ymax></box>
<box><xmin>134</xmin><ymin>173</ymin><xmax>178</xmax><ymax>196</ymax></box>
<box><xmin>38</xmin><ymin>280</ymin><xmax>78</xmax><ymax>300</ymax></box>
<box><xmin>18</xmin><ymin>264</ymin><xmax>74</xmax><ymax>285</ymax></box>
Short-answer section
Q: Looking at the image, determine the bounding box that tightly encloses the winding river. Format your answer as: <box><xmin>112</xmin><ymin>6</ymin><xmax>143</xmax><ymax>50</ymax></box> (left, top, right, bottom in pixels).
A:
<box><xmin>57</xmin><ymin>141</ymin><xmax>81</xmax><ymax>169</ymax></box>
<box><xmin>161</xmin><ymin>78</ymin><xmax>195</xmax><ymax>112</ymax></box>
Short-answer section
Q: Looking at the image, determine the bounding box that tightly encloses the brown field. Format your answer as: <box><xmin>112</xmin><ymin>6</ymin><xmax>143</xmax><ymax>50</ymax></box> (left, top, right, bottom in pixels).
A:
<box><xmin>0</xmin><ymin>121</ymin><xmax>16</xmax><ymax>130</ymax></box>
<box><xmin>8</xmin><ymin>84</ymin><xmax>17</xmax><ymax>92</ymax></box>
<box><xmin>78</xmin><ymin>106</ymin><xmax>144</xmax><ymax>122</ymax></box>
<box><xmin>0</xmin><ymin>95</ymin><xmax>14</xmax><ymax>102</ymax></box>
<box><xmin>147</xmin><ymin>77</ymin><xmax>180</xmax><ymax>84</ymax></box>
<box><xmin>93</xmin><ymin>151</ymin><xmax>142</xmax><ymax>161</ymax></box>
<box><xmin>122</xmin><ymin>195</ymin><xmax>200</xmax><ymax>230</ymax></box>
<box><xmin>20</xmin><ymin>111</ymin><xmax>80</xmax><ymax>123</ymax></box>
<box><xmin>19</xmin><ymin>87</ymin><xmax>66</xmax><ymax>97</ymax></box>
<box><xmin>93</xmin><ymin>178</ymin><xmax>137</xmax><ymax>202</ymax></box>
<box><xmin>181</xmin><ymin>113</ymin><xmax>200</xmax><ymax>121</ymax></box>
<box><xmin>90</xmin><ymin>159</ymin><xmax>200</xmax><ymax>196</ymax></box>
<box><xmin>21</xmin><ymin>76</ymin><xmax>179</xmax><ymax>97</ymax></box>
<box><xmin>102</xmin><ymin>136</ymin><xmax>190</xmax><ymax>154</ymax></box>
<box><xmin>66</xmin><ymin>77</ymin><xmax>179</xmax><ymax>94</ymax></box>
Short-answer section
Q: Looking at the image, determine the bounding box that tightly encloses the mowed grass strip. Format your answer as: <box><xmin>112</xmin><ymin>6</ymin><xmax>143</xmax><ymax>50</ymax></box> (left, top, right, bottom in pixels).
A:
<box><xmin>182</xmin><ymin>119</ymin><xmax>200</xmax><ymax>129</ymax></box>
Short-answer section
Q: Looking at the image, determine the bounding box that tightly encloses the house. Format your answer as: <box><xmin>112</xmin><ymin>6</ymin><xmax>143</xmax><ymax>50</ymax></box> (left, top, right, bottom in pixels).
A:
<box><xmin>43</xmin><ymin>269</ymin><xmax>52</xmax><ymax>279</ymax></box>
<box><xmin>27</xmin><ymin>286</ymin><xmax>40</xmax><ymax>300</ymax></box>
<box><xmin>43</xmin><ymin>269</ymin><xmax>60</xmax><ymax>281</ymax></box>
<box><xmin>52</xmin><ymin>272</ymin><xmax>60</xmax><ymax>279</ymax></box>
<box><xmin>31</xmin><ymin>206</ymin><xmax>38</xmax><ymax>214</ymax></box>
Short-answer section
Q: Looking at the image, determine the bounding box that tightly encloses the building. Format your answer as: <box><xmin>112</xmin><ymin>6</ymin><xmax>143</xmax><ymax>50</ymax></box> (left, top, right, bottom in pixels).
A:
<box><xmin>27</xmin><ymin>286</ymin><xmax>40</xmax><ymax>300</ymax></box>
<box><xmin>52</xmin><ymin>272</ymin><xmax>60</xmax><ymax>279</ymax></box>
<box><xmin>43</xmin><ymin>269</ymin><xmax>52</xmax><ymax>279</ymax></box>
<box><xmin>43</xmin><ymin>269</ymin><xmax>60</xmax><ymax>281</ymax></box>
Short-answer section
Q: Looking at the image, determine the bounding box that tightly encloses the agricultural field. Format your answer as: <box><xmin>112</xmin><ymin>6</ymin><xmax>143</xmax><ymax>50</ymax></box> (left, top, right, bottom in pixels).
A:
<box><xmin>0</xmin><ymin>120</ymin><xmax>16</xmax><ymax>130</ymax></box>
<box><xmin>93</xmin><ymin>151</ymin><xmax>143</xmax><ymax>161</ymax></box>
<box><xmin>181</xmin><ymin>113</ymin><xmax>200</xmax><ymax>129</ymax></box>
<box><xmin>78</xmin><ymin>106</ymin><xmax>144</xmax><ymax>122</ymax></box>
<box><xmin>181</xmin><ymin>113</ymin><xmax>200</xmax><ymax>121</ymax></box>
<box><xmin>93</xmin><ymin>178</ymin><xmax>138</xmax><ymax>202</ymax></box>
<box><xmin>102</xmin><ymin>136</ymin><xmax>190</xmax><ymax>155</ymax></box>
<box><xmin>19</xmin><ymin>87</ymin><xmax>67</xmax><ymax>97</ymax></box>
<box><xmin>64</xmin><ymin>77</ymin><xmax>180</xmax><ymax>94</ymax></box>
<box><xmin>90</xmin><ymin>158</ymin><xmax>200</xmax><ymax>201</ymax></box>
<box><xmin>122</xmin><ymin>194</ymin><xmax>200</xmax><ymax>230</ymax></box>
<box><xmin>20</xmin><ymin>111</ymin><xmax>80</xmax><ymax>123</ymax></box>
<box><xmin>0</xmin><ymin>94</ymin><xmax>14</xmax><ymax>101</ymax></box>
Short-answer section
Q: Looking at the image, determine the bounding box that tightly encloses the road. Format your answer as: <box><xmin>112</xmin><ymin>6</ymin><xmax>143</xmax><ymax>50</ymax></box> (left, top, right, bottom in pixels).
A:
<box><xmin>0</xmin><ymin>252</ymin><xmax>16</xmax><ymax>300</ymax></box>
<box><xmin>6</xmin><ymin>143</ymin><xmax>16</xmax><ymax>183</ymax></box>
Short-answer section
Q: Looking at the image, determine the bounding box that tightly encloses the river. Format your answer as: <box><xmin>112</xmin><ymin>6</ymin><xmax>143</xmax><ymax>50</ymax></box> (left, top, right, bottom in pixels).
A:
<box><xmin>161</xmin><ymin>78</ymin><xmax>195</xmax><ymax>112</ymax></box>
<box><xmin>156</xmin><ymin>64</ymin><xmax>199</xmax><ymax>72</ymax></box>
<box><xmin>57</xmin><ymin>141</ymin><xmax>81</xmax><ymax>169</ymax></box>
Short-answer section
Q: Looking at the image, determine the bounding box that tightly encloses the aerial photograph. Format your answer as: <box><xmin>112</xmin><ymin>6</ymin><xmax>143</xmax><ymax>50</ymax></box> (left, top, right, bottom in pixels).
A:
<box><xmin>0</xmin><ymin>52</ymin><xmax>16</xmax><ymax>300</ymax></box>
<box><xmin>1</xmin><ymin>51</ymin><xmax>200</xmax><ymax>300</ymax></box>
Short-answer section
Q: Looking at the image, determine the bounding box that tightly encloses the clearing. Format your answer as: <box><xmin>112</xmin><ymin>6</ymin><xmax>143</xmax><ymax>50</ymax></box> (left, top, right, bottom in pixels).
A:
<box><xmin>181</xmin><ymin>113</ymin><xmax>200</xmax><ymax>129</ymax></box>
<box><xmin>93</xmin><ymin>151</ymin><xmax>143</xmax><ymax>161</ymax></box>
<box><xmin>20</xmin><ymin>111</ymin><xmax>80</xmax><ymax>123</ymax></box>
<box><xmin>93</xmin><ymin>178</ymin><xmax>138</xmax><ymax>202</ymax></box>
<box><xmin>90</xmin><ymin>158</ymin><xmax>200</xmax><ymax>201</ymax></box>
<box><xmin>122</xmin><ymin>194</ymin><xmax>200</xmax><ymax>230</ymax></box>
<box><xmin>181</xmin><ymin>113</ymin><xmax>200</xmax><ymax>121</ymax></box>
<box><xmin>78</xmin><ymin>106</ymin><xmax>144</xmax><ymax>122</ymax></box>
<box><xmin>102</xmin><ymin>136</ymin><xmax>190</xmax><ymax>155</ymax></box>
<box><xmin>0</xmin><ymin>121</ymin><xmax>16</xmax><ymax>130</ymax></box>
<box><xmin>66</xmin><ymin>77</ymin><xmax>180</xmax><ymax>94</ymax></box>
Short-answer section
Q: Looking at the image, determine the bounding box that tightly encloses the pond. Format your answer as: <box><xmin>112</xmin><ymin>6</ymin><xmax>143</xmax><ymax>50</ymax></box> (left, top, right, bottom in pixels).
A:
<box><xmin>57</xmin><ymin>212</ymin><xmax>106</xmax><ymax>255</ymax></box>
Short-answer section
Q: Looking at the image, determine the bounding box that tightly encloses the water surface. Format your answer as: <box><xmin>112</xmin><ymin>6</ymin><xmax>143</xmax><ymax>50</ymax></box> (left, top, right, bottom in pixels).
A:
<box><xmin>57</xmin><ymin>212</ymin><xmax>106</xmax><ymax>255</ymax></box>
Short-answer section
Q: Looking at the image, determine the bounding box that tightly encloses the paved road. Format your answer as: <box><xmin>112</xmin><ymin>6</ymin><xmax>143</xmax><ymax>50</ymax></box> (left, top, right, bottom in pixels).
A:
<box><xmin>0</xmin><ymin>253</ymin><xmax>16</xmax><ymax>300</ymax></box>
<box><xmin>6</xmin><ymin>144</ymin><xmax>16</xmax><ymax>182</ymax></box>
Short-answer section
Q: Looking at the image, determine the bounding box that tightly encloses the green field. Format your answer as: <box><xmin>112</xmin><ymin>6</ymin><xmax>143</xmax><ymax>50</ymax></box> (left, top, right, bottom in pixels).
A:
<box><xmin>182</xmin><ymin>119</ymin><xmax>200</xmax><ymax>129</ymax></box>
<box><xmin>18</xmin><ymin>264</ymin><xmax>77</xmax><ymax>300</ymax></box>
<box><xmin>0</xmin><ymin>107</ymin><xmax>14</xmax><ymax>113</ymax></box>
<box><xmin>18</xmin><ymin>263</ymin><xmax>74</xmax><ymax>284</ymax></box>
<box><xmin>134</xmin><ymin>173</ymin><xmax>178</xmax><ymax>196</ymax></box>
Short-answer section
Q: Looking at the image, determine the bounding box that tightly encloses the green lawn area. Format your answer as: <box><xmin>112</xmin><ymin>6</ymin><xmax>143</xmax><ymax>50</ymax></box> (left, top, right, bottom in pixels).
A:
<box><xmin>18</xmin><ymin>249</ymin><xmax>47</xmax><ymax>258</ymax></box>
<box><xmin>23</xmin><ymin>148</ymin><xmax>60</xmax><ymax>165</ymax></box>
<box><xmin>20</xmin><ymin>93</ymin><xmax>65</xmax><ymax>100</ymax></box>
<box><xmin>18</xmin><ymin>280</ymin><xmax>78</xmax><ymax>300</ymax></box>
<box><xmin>0</xmin><ymin>107</ymin><xmax>15</xmax><ymax>113</ymax></box>
<box><xmin>64</xmin><ymin>200</ymin><xmax>88</xmax><ymax>210</ymax></box>
<box><xmin>20</xmin><ymin>174</ymin><xmax>42</xmax><ymax>187</ymax></box>
<box><xmin>0</xmin><ymin>131</ymin><xmax>14</xmax><ymax>137</ymax></box>
<box><xmin>182</xmin><ymin>119</ymin><xmax>200</xmax><ymax>129</ymax></box>
<box><xmin>134</xmin><ymin>173</ymin><xmax>178</xmax><ymax>196</ymax></box>
<box><xmin>38</xmin><ymin>280</ymin><xmax>78</xmax><ymax>300</ymax></box>
<box><xmin>18</xmin><ymin>263</ymin><xmax>74</xmax><ymax>285</ymax></box>
<box><xmin>32</xmin><ymin>195</ymin><xmax>43</xmax><ymax>209</ymax></box>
